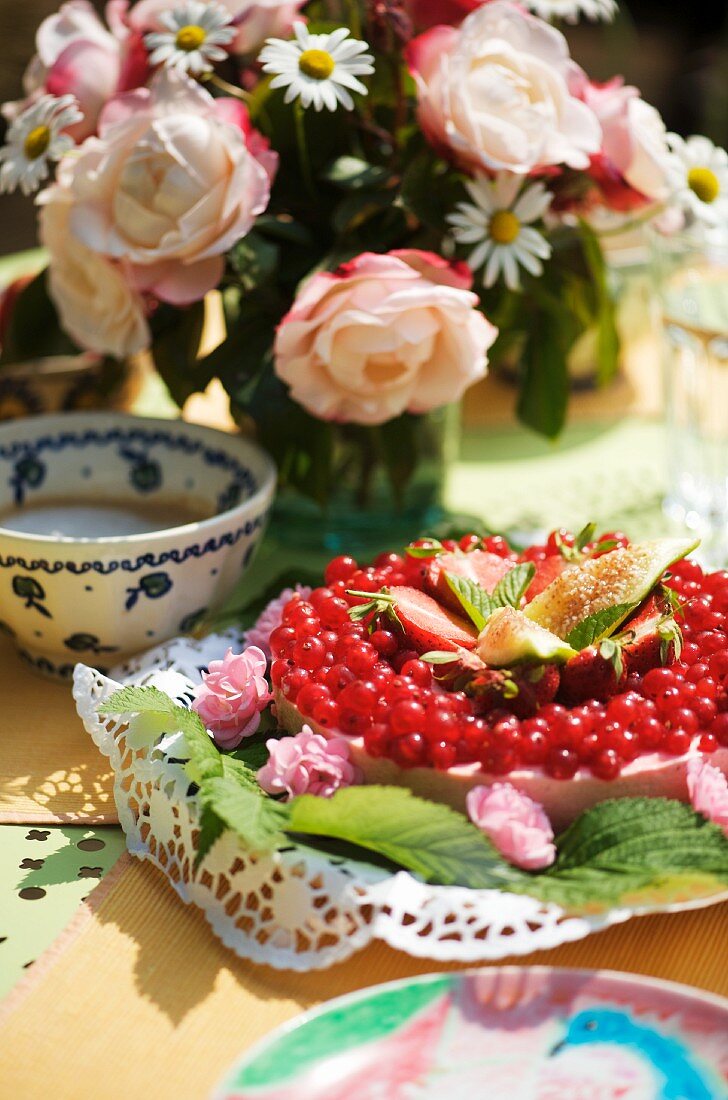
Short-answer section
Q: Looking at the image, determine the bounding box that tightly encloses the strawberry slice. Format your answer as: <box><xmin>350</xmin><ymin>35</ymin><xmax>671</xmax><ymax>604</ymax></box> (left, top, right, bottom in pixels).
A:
<box><xmin>423</xmin><ymin>550</ymin><xmax>512</xmax><ymax>612</ymax></box>
<box><xmin>389</xmin><ymin>585</ymin><xmax>478</xmax><ymax>652</ymax></box>
<box><xmin>621</xmin><ymin>591</ymin><xmax>679</xmax><ymax>675</ymax></box>
<box><xmin>559</xmin><ymin>646</ymin><xmax>624</xmax><ymax>705</ymax></box>
<box><xmin>524</xmin><ymin>554</ymin><xmax>571</xmax><ymax>602</ymax></box>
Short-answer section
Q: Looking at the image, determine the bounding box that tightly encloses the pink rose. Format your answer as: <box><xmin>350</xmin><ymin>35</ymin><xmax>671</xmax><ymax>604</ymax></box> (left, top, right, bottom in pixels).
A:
<box><xmin>129</xmin><ymin>0</ymin><xmax>306</xmax><ymax>55</ymax></box>
<box><xmin>406</xmin><ymin>1</ymin><xmax>601</xmax><ymax>175</ymax></box>
<box><xmin>274</xmin><ymin>249</ymin><xmax>496</xmax><ymax>425</ymax></box>
<box><xmin>244</xmin><ymin>584</ymin><xmax>312</xmax><ymax>659</ymax></box>
<box><xmin>192</xmin><ymin>646</ymin><xmax>272</xmax><ymax>749</ymax></box>
<box><xmin>57</xmin><ymin>68</ymin><xmax>273</xmax><ymax>306</ymax></box>
<box><xmin>466</xmin><ymin>783</ymin><xmax>556</xmax><ymax>870</ymax></box>
<box><xmin>3</xmin><ymin>1</ymin><xmax>148</xmax><ymax>142</ymax></box>
<box><xmin>257</xmin><ymin>727</ymin><xmax>363</xmax><ymax>800</ymax></box>
<box><xmin>687</xmin><ymin>758</ymin><xmax>728</xmax><ymax>837</ymax></box>
<box><xmin>576</xmin><ymin>78</ymin><xmax>672</xmax><ymax>207</ymax></box>
<box><xmin>39</xmin><ymin>188</ymin><xmax>151</xmax><ymax>358</ymax></box>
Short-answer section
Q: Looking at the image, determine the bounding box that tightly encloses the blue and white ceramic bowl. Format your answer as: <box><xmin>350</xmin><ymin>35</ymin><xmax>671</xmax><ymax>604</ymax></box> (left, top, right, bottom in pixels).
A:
<box><xmin>0</xmin><ymin>412</ymin><xmax>276</xmax><ymax>678</ymax></box>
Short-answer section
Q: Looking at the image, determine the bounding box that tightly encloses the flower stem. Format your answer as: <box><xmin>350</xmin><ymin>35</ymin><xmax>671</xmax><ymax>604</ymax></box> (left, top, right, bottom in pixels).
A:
<box><xmin>202</xmin><ymin>71</ymin><xmax>251</xmax><ymax>102</ymax></box>
<box><xmin>294</xmin><ymin>100</ymin><xmax>316</xmax><ymax>198</ymax></box>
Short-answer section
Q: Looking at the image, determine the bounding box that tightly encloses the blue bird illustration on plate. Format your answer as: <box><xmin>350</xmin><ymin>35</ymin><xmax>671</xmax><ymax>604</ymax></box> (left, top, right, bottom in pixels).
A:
<box><xmin>552</xmin><ymin>1009</ymin><xmax>722</xmax><ymax>1099</ymax></box>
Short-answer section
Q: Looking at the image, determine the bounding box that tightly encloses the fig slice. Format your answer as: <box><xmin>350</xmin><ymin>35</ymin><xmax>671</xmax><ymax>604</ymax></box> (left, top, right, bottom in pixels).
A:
<box><xmin>476</xmin><ymin>606</ymin><xmax>577</xmax><ymax>667</ymax></box>
<box><xmin>525</xmin><ymin>538</ymin><xmax>699</xmax><ymax>645</ymax></box>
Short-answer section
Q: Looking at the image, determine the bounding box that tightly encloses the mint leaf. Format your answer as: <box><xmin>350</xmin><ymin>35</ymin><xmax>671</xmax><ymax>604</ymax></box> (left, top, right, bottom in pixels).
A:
<box><xmin>405</xmin><ymin>539</ymin><xmax>444</xmax><ymax>559</ymax></box>
<box><xmin>444</xmin><ymin>574</ymin><xmax>495</xmax><ymax>630</ymax></box>
<box><xmin>288</xmin><ymin>786</ymin><xmax>525</xmax><ymax>889</ymax></box>
<box><xmin>98</xmin><ymin>685</ymin><xmax>181</xmax><ymax>717</ymax></box>
<box><xmin>492</xmin><ymin>563</ymin><xmax>535</xmax><ymax>609</ymax></box>
<box><xmin>195</xmin><ymin>803</ymin><xmax>225</xmax><ymax>868</ymax></box>
<box><xmin>566</xmin><ymin>602</ymin><xmax>635</xmax><ymax>649</ymax></box>
<box><xmin>420</xmin><ymin>651</ymin><xmax>462</xmax><ymax>664</ymax></box>
<box><xmin>554</xmin><ymin>797</ymin><xmax>728</xmax><ymax>876</ymax></box>
<box><xmin>575</xmin><ymin>522</ymin><xmax>596</xmax><ymax>551</ymax></box>
<box><xmin>200</xmin><ymin>776</ymin><xmax>290</xmax><ymax>853</ymax></box>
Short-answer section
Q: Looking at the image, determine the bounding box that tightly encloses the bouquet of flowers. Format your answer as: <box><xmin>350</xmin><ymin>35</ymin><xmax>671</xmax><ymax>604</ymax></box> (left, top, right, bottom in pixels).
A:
<box><xmin>0</xmin><ymin>0</ymin><xmax>725</xmax><ymax>514</ymax></box>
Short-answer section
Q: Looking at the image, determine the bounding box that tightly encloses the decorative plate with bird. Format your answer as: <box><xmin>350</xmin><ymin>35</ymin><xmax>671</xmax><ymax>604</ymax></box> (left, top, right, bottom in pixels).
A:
<box><xmin>214</xmin><ymin>967</ymin><xmax>728</xmax><ymax>1100</ymax></box>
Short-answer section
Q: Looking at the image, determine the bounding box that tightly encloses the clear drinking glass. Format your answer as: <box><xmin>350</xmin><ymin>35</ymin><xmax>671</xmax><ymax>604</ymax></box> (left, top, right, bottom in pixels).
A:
<box><xmin>651</xmin><ymin>231</ymin><xmax>728</xmax><ymax>566</ymax></box>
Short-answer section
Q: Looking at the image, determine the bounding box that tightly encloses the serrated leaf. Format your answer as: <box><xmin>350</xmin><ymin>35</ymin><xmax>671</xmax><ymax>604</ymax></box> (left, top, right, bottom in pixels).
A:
<box><xmin>194</xmin><ymin>803</ymin><xmax>225</xmax><ymax>869</ymax></box>
<box><xmin>98</xmin><ymin>685</ymin><xmax>181</xmax><ymax>716</ymax></box>
<box><xmin>566</xmin><ymin>602</ymin><xmax>635</xmax><ymax>649</ymax></box>
<box><xmin>444</xmin><ymin>574</ymin><xmax>495</xmax><ymax>631</ymax></box>
<box><xmin>492</xmin><ymin>563</ymin><xmax>535</xmax><ymax>609</ymax></box>
<box><xmin>288</xmin><ymin>786</ymin><xmax>525</xmax><ymax>889</ymax></box>
<box><xmin>200</xmin><ymin>776</ymin><xmax>290</xmax><ymax>853</ymax></box>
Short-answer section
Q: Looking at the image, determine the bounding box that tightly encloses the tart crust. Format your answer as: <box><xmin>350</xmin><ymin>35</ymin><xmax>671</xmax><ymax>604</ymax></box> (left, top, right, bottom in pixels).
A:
<box><xmin>275</xmin><ymin>691</ymin><xmax>728</xmax><ymax>831</ymax></box>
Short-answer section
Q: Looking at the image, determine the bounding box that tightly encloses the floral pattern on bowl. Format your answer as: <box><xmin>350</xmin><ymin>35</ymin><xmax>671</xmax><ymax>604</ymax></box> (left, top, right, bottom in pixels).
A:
<box><xmin>0</xmin><ymin>412</ymin><xmax>276</xmax><ymax>677</ymax></box>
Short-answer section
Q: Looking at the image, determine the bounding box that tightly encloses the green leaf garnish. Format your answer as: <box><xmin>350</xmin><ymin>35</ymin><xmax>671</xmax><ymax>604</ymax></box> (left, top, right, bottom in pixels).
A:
<box><xmin>200</xmin><ymin>777</ymin><xmax>290</xmax><ymax>853</ymax></box>
<box><xmin>346</xmin><ymin>587</ymin><xmax>401</xmax><ymax>625</ymax></box>
<box><xmin>566</xmin><ymin>602</ymin><xmax>635</xmax><ymax>649</ymax></box>
<box><xmin>444</xmin><ymin>574</ymin><xmax>495</xmax><ymax>630</ymax></box>
<box><xmin>405</xmin><ymin>538</ymin><xmax>444</xmax><ymax>559</ymax></box>
<box><xmin>288</xmin><ymin>786</ymin><xmax>525</xmax><ymax>889</ymax></box>
<box><xmin>575</xmin><ymin>522</ymin><xmax>597</xmax><ymax>551</ymax></box>
<box><xmin>491</xmin><ymin>562</ymin><xmax>535</xmax><ymax>608</ymax></box>
<box><xmin>658</xmin><ymin>617</ymin><xmax>683</xmax><ymax>664</ymax></box>
<box><xmin>598</xmin><ymin>637</ymin><xmax>624</xmax><ymax>680</ymax></box>
<box><xmin>420</xmin><ymin>651</ymin><xmax>461</xmax><ymax>664</ymax></box>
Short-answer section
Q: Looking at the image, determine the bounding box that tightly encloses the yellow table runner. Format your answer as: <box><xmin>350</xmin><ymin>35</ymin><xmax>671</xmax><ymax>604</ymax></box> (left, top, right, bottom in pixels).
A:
<box><xmin>0</xmin><ymin>636</ymin><xmax>116</xmax><ymax>823</ymax></box>
<box><xmin>0</xmin><ymin>856</ymin><xmax>725</xmax><ymax>1100</ymax></box>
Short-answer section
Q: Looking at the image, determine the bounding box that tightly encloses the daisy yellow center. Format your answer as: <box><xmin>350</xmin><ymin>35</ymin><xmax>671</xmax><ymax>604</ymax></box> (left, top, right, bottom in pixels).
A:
<box><xmin>687</xmin><ymin>166</ymin><xmax>720</xmax><ymax>205</ymax></box>
<box><xmin>490</xmin><ymin>210</ymin><xmax>520</xmax><ymax>245</ymax></box>
<box><xmin>298</xmin><ymin>49</ymin><xmax>335</xmax><ymax>80</ymax></box>
<box><xmin>23</xmin><ymin>125</ymin><xmax>51</xmax><ymax>161</ymax></box>
<box><xmin>175</xmin><ymin>24</ymin><xmax>207</xmax><ymax>51</ymax></box>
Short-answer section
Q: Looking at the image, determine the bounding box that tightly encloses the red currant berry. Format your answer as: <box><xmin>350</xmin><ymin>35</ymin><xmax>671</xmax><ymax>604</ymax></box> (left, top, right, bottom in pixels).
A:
<box><xmin>459</xmin><ymin>534</ymin><xmax>481</xmax><ymax>552</ymax></box>
<box><xmin>390</xmin><ymin>699</ymin><xmax>426</xmax><ymax>735</ymax></box>
<box><xmin>311</xmin><ymin>697</ymin><xmax>340</xmax><ymax>728</ymax></box>
<box><xmin>545</xmin><ymin>747</ymin><xmax>579</xmax><ymax>779</ymax></box>
<box><xmin>400</xmin><ymin>658</ymin><xmax>432</xmax><ymax>687</ymax></box>
<box><xmin>324</xmin><ymin>555</ymin><xmax>358</xmax><ymax>585</ymax></box>
<box><xmin>391</xmin><ymin>733</ymin><xmax>426</xmax><ymax>768</ymax></box>
<box><xmin>643</xmin><ymin>667</ymin><xmax>677</xmax><ymax>697</ymax></box>
<box><xmin>345</xmin><ymin>641</ymin><xmax>378</xmax><ymax>676</ymax></box>
<box><xmin>269</xmin><ymin>624</ymin><xmax>296</xmax><ymax>658</ymax></box>
<box><xmin>337</xmin><ymin>680</ymin><xmax>377</xmax><ymax>714</ymax></box>
<box><xmin>370</xmin><ymin>629</ymin><xmax>398</xmax><ymax>658</ymax></box>
<box><xmin>665</xmin><ymin>728</ymin><xmax>692</xmax><ymax>755</ymax></box>
<box><xmin>431</xmin><ymin>741</ymin><xmax>457</xmax><ymax>770</ymax></box>
<box><xmin>591</xmin><ymin>748</ymin><xmax>622</xmax><ymax>780</ymax></box>
<box><xmin>296</xmin><ymin>682</ymin><xmax>330</xmax><ymax>716</ymax></box>
<box><xmin>364</xmin><ymin>724</ymin><xmax>390</xmax><ymax>757</ymax></box>
<box><xmin>281</xmin><ymin>667</ymin><xmax>309</xmax><ymax>700</ymax></box>
<box><xmin>270</xmin><ymin>658</ymin><xmax>291</xmax><ymax>687</ymax></box>
<box><xmin>698</xmin><ymin>733</ymin><xmax>718</xmax><ymax>753</ymax></box>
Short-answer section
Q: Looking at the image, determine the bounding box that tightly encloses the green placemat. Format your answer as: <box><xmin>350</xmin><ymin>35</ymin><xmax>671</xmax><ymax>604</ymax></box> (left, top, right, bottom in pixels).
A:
<box><xmin>0</xmin><ymin>825</ymin><xmax>125</xmax><ymax>999</ymax></box>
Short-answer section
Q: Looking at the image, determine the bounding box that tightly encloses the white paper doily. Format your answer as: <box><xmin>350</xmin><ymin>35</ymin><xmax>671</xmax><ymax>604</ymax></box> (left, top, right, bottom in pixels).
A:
<box><xmin>72</xmin><ymin>633</ymin><xmax>725</xmax><ymax>972</ymax></box>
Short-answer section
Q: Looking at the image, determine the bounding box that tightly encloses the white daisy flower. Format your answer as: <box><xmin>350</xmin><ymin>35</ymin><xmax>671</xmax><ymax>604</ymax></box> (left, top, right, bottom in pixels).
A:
<box><xmin>258</xmin><ymin>23</ymin><xmax>374</xmax><ymax>112</ymax></box>
<box><xmin>145</xmin><ymin>1</ymin><xmax>236</xmax><ymax>75</ymax></box>
<box><xmin>521</xmin><ymin>0</ymin><xmax>617</xmax><ymax>23</ymax></box>
<box><xmin>666</xmin><ymin>133</ymin><xmax>728</xmax><ymax>228</ymax></box>
<box><xmin>0</xmin><ymin>94</ymin><xmax>82</xmax><ymax>196</ymax></box>
<box><xmin>448</xmin><ymin>174</ymin><xmax>553</xmax><ymax>291</ymax></box>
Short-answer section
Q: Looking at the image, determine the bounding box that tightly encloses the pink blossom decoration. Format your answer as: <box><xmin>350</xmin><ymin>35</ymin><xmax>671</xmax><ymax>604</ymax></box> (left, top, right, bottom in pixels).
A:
<box><xmin>466</xmin><ymin>783</ymin><xmax>556</xmax><ymax>870</ymax></box>
<box><xmin>686</xmin><ymin>758</ymin><xmax>728</xmax><ymax>837</ymax></box>
<box><xmin>191</xmin><ymin>646</ymin><xmax>271</xmax><ymax>749</ymax></box>
<box><xmin>257</xmin><ymin>727</ymin><xmax>362</xmax><ymax>800</ymax></box>
<box><xmin>244</xmin><ymin>584</ymin><xmax>312</xmax><ymax>659</ymax></box>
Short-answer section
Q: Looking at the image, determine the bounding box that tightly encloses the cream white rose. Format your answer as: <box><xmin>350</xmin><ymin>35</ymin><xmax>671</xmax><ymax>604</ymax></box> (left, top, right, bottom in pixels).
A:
<box><xmin>59</xmin><ymin>68</ymin><xmax>272</xmax><ymax>305</ymax></box>
<box><xmin>274</xmin><ymin>250</ymin><xmax>497</xmax><ymax>426</ymax></box>
<box><xmin>39</xmin><ymin>189</ymin><xmax>150</xmax><ymax>358</ymax></box>
<box><xmin>406</xmin><ymin>0</ymin><xmax>601</xmax><ymax>174</ymax></box>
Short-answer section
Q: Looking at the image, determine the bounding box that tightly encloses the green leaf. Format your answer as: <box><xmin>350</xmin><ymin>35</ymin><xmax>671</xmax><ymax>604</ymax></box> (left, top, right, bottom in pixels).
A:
<box><xmin>578</xmin><ymin>220</ymin><xmax>620</xmax><ymax>386</ymax></box>
<box><xmin>598</xmin><ymin>637</ymin><xmax>624</xmax><ymax>681</ymax></box>
<box><xmin>555</xmin><ymin>797</ymin><xmax>728</xmax><ymax>876</ymax></box>
<box><xmin>420</xmin><ymin>651</ymin><xmax>462</xmax><ymax>664</ymax></box>
<box><xmin>444</xmin><ymin>574</ymin><xmax>495</xmax><ymax>631</ymax></box>
<box><xmin>149</xmin><ymin>300</ymin><xmax>208</xmax><ymax>407</ymax></box>
<box><xmin>321</xmin><ymin>156</ymin><xmax>392</xmax><ymax>190</ymax></box>
<box><xmin>288</xmin><ymin>786</ymin><xmax>525</xmax><ymax>889</ymax></box>
<box><xmin>98</xmin><ymin>686</ymin><xmax>222</xmax><ymax>783</ymax></box>
<box><xmin>0</xmin><ymin>269</ymin><xmax>80</xmax><ymax>365</ymax></box>
<box><xmin>575</xmin><ymin>522</ymin><xmax>597</xmax><ymax>551</ymax></box>
<box><xmin>200</xmin><ymin>776</ymin><xmax>290</xmax><ymax>853</ymax></box>
<box><xmin>195</xmin><ymin>803</ymin><xmax>225</xmax><ymax>869</ymax></box>
<box><xmin>566</xmin><ymin>602</ymin><xmax>635</xmax><ymax>649</ymax></box>
<box><xmin>228</xmin><ymin>230</ymin><xmax>280</xmax><ymax>291</ymax></box>
<box><xmin>254</xmin><ymin>214</ymin><xmax>313</xmax><ymax>247</ymax></box>
<box><xmin>516</xmin><ymin>308</ymin><xmax>569</xmax><ymax>439</ymax></box>
<box><xmin>491</xmin><ymin>563</ymin><xmax>535</xmax><ymax>608</ymax></box>
<box><xmin>405</xmin><ymin>539</ymin><xmax>444</xmax><ymax>559</ymax></box>
<box><xmin>331</xmin><ymin>189</ymin><xmax>395</xmax><ymax>235</ymax></box>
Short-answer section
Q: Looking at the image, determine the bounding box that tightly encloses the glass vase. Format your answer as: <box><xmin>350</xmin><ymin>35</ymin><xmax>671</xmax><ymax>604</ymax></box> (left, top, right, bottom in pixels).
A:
<box><xmin>270</xmin><ymin>404</ymin><xmax>459</xmax><ymax>553</ymax></box>
<box><xmin>650</xmin><ymin>231</ymin><xmax>728</xmax><ymax>567</ymax></box>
